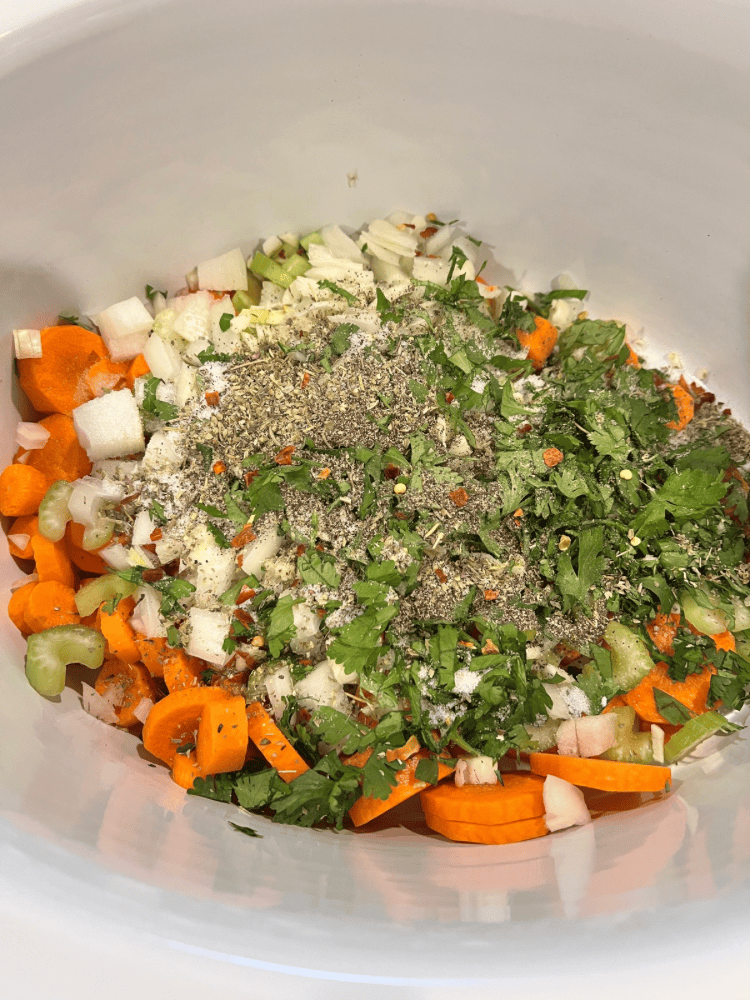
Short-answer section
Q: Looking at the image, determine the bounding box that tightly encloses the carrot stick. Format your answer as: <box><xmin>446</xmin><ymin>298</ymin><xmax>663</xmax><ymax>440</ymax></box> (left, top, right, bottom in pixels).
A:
<box><xmin>142</xmin><ymin>687</ymin><xmax>232</xmax><ymax>765</ymax></box>
<box><xmin>95</xmin><ymin>658</ymin><xmax>158</xmax><ymax>728</ymax></box>
<box><xmin>528</xmin><ymin>752</ymin><xmax>671</xmax><ymax>792</ymax></box>
<box><xmin>665</xmin><ymin>383</ymin><xmax>695</xmax><ymax>431</ymax></box>
<box><xmin>645</xmin><ymin>611</ymin><xmax>681</xmax><ymax>656</ymax></box>
<box><xmin>712</xmin><ymin>629</ymin><xmax>736</xmax><ymax>652</ymax></box>
<box><xmin>424</xmin><ymin>812</ymin><xmax>549</xmax><ymax>845</ymax></box>
<box><xmin>246</xmin><ymin>700</ymin><xmax>310</xmax><ymax>783</ymax></box>
<box><xmin>126</xmin><ymin>353</ymin><xmax>150</xmax><ymax>389</ymax></box>
<box><xmin>348</xmin><ymin>751</ymin><xmax>454</xmax><ymax>828</ymax></box>
<box><xmin>624</xmin><ymin>660</ymin><xmax>714</xmax><ymax>724</ymax></box>
<box><xmin>196</xmin><ymin>695</ymin><xmax>249</xmax><ymax>774</ymax></box>
<box><xmin>170</xmin><ymin>750</ymin><xmax>205</xmax><ymax>790</ymax></box>
<box><xmin>419</xmin><ymin>772</ymin><xmax>545</xmax><ymax>826</ymax></box>
<box><xmin>0</xmin><ymin>464</ymin><xmax>48</xmax><ymax>516</ymax></box>
<box><xmin>7</xmin><ymin>514</ymin><xmax>39</xmax><ymax>559</ymax></box>
<box><xmin>163</xmin><ymin>649</ymin><xmax>205</xmax><ymax>691</ymax></box>
<box><xmin>99</xmin><ymin>596</ymin><xmax>139</xmax><ymax>662</ymax></box>
<box><xmin>24</xmin><ymin>581</ymin><xmax>80</xmax><ymax>633</ymax></box>
<box><xmin>15</xmin><ymin>414</ymin><xmax>91</xmax><ymax>486</ymax></box>
<box><xmin>516</xmin><ymin>316</ymin><xmax>558</xmax><ymax>371</ymax></box>
<box><xmin>7</xmin><ymin>581</ymin><xmax>37</xmax><ymax>635</ymax></box>
<box><xmin>17</xmin><ymin>325</ymin><xmax>106</xmax><ymax>415</ymax></box>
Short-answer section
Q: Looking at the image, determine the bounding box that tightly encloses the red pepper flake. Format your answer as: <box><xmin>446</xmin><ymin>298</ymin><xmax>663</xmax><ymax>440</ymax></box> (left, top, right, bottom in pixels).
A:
<box><xmin>316</xmin><ymin>607</ymin><xmax>326</xmax><ymax>617</ymax></box>
<box><xmin>484</xmin><ymin>589</ymin><xmax>500</xmax><ymax>601</ymax></box>
<box><xmin>205</xmin><ymin>391</ymin><xmax>220</xmax><ymax>407</ymax></box>
<box><xmin>458</xmin><ymin>640</ymin><xmax>474</xmax><ymax>649</ymax></box>
<box><xmin>383</xmin><ymin>463</ymin><xmax>400</xmax><ymax>480</ymax></box>
<box><xmin>420</xmin><ymin>226</ymin><xmax>438</xmax><ymax>238</ymax></box>
<box><xmin>274</xmin><ymin>445</ymin><xmax>295</xmax><ymax>465</ymax></box>
<box><xmin>317</xmin><ymin>467</ymin><xmax>331</xmax><ymax>480</ymax></box>
<box><xmin>397</xmin><ymin>222</ymin><xmax>416</xmax><ymax>230</ymax></box>
<box><xmin>149</xmin><ymin>527</ymin><xmax>163</xmax><ymax>542</ymax></box>
<box><xmin>517</xmin><ymin>423</ymin><xmax>533</xmax><ymax>436</ymax></box>
<box><xmin>212</xmin><ymin>460</ymin><xmax>226</xmax><ymax>475</ymax></box>
<box><xmin>250</xmin><ymin>636</ymin><xmax>265</xmax><ymax>648</ymax></box>
<box><xmin>298</xmin><ymin>659</ymin><xmax>314</xmax><ymax>666</ymax></box>
<box><xmin>449</xmin><ymin>487</ymin><xmax>469</xmax><ymax>508</ymax></box>
<box><xmin>235</xmin><ymin>585</ymin><xmax>256</xmax><ymax>605</ymax></box>
<box><xmin>393</xmin><ymin>511</ymin><xmax>408</xmax><ymax>520</ymax></box>
<box><xmin>445</xmin><ymin>391</ymin><xmax>455</xmax><ymax>404</ymax></box>
<box><xmin>482</xmin><ymin>639</ymin><xmax>500</xmax><ymax>654</ymax></box>
<box><xmin>301</xmin><ymin>372</ymin><xmax>310</xmax><ymax>389</ymax></box>
<box><xmin>435</xmin><ymin>567</ymin><xmax>448</xmax><ymax>583</ymax></box>
<box><xmin>234</xmin><ymin>608</ymin><xmax>254</xmax><ymax>628</ymax></box>
<box><xmin>142</xmin><ymin>568</ymin><xmax>165</xmax><ymax>583</ymax></box>
<box><xmin>244</xmin><ymin>469</ymin><xmax>259</xmax><ymax>486</ymax></box>
<box><xmin>296</xmin><ymin>543</ymin><xmax>307</xmax><ymax>557</ymax></box>
<box><xmin>543</xmin><ymin>447</ymin><xmax>564</xmax><ymax>468</ymax></box>
<box><xmin>231</xmin><ymin>522</ymin><xmax>257</xmax><ymax>549</ymax></box>
<box><xmin>723</xmin><ymin>408</ymin><xmax>732</xmax><ymax>416</ymax></box>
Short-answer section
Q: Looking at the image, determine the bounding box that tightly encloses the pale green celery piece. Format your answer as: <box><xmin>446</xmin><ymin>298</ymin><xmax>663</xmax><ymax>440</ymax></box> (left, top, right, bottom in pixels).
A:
<box><xmin>524</xmin><ymin>718</ymin><xmax>560</xmax><ymax>752</ymax></box>
<box><xmin>735</xmin><ymin>632</ymin><xmax>750</xmax><ymax>664</ymax></box>
<box><xmin>25</xmin><ymin>625</ymin><xmax>105</xmax><ymax>697</ymax></box>
<box><xmin>75</xmin><ymin>573</ymin><xmax>137</xmax><ymax>617</ymax></box>
<box><xmin>280</xmin><ymin>241</ymin><xmax>299</xmax><ymax>258</ymax></box>
<box><xmin>664</xmin><ymin>710</ymin><xmax>735</xmax><ymax>763</ymax></box>
<box><xmin>680</xmin><ymin>590</ymin><xmax>728</xmax><ymax>635</ymax></box>
<box><xmin>232</xmin><ymin>273</ymin><xmax>261</xmax><ymax>311</ymax></box>
<box><xmin>601</xmin><ymin>705</ymin><xmax>654</xmax><ymax>764</ymax></box>
<box><xmin>604</xmin><ymin>621</ymin><xmax>655</xmax><ymax>690</ymax></box>
<box><xmin>299</xmin><ymin>230</ymin><xmax>323</xmax><ymax>251</ymax></box>
<box><xmin>38</xmin><ymin>480</ymin><xmax>73</xmax><ymax>542</ymax></box>
<box><xmin>729</xmin><ymin>597</ymin><xmax>750</xmax><ymax>632</ymax></box>
<box><xmin>249</xmin><ymin>252</ymin><xmax>290</xmax><ymax>287</ymax></box>
<box><xmin>82</xmin><ymin>517</ymin><xmax>114</xmax><ymax>551</ymax></box>
<box><xmin>280</xmin><ymin>254</ymin><xmax>311</xmax><ymax>279</ymax></box>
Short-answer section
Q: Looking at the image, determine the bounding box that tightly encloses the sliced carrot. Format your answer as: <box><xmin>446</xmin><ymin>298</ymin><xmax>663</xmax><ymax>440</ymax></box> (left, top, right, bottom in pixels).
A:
<box><xmin>126</xmin><ymin>353</ymin><xmax>151</xmax><ymax>389</ymax></box>
<box><xmin>7</xmin><ymin>514</ymin><xmax>39</xmax><ymax>560</ymax></box>
<box><xmin>528</xmin><ymin>752</ymin><xmax>671</xmax><ymax>792</ymax></box>
<box><xmin>624</xmin><ymin>660</ymin><xmax>715</xmax><ymax>724</ymax></box>
<box><xmin>82</xmin><ymin>357</ymin><xmax>130</xmax><ymax>397</ymax></box>
<box><xmin>665</xmin><ymin>382</ymin><xmax>695</xmax><ymax>431</ymax></box>
<box><xmin>142</xmin><ymin>686</ymin><xmax>231</xmax><ymax>765</ymax></box>
<box><xmin>425</xmin><ymin>812</ymin><xmax>549</xmax><ymax>845</ymax></box>
<box><xmin>196</xmin><ymin>695</ymin><xmax>249</xmax><ymax>775</ymax></box>
<box><xmin>23</xmin><ymin>581</ymin><xmax>79</xmax><ymax>633</ymax></box>
<box><xmin>134</xmin><ymin>634</ymin><xmax>169</xmax><ymax>677</ymax></box>
<box><xmin>712</xmin><ymin>629</ymin><xmax>736</xmax><ymax>652</ymax></box>
<box><xmin>170</xmin><ymin>750</ymin><xmax>205</xmax><ymax>790</ymax></box>
<box><xmin>348</xmin><ymin>751</ymin><xmax>454</xmax><ymax>828</ymax></box>
<box><xmin>7</xmin><ymin>581</ymin><xmax>37</xmax><ymax>635</ymax></box>
<box><xmin>31</xmin><ymin>534</ymin><xmax>76</xmax><ymax>588</ymax></box>
<box><xmin>99</xmin><ymin>596</ymin><xmax>139</xmax><ymax>662</ymax></box>
<box><xmin>246</xmin><ymin>700</ymin><xmax>310</xmax><ymax>783</ymax></box>
<box><xmin>0</xmin><ymin>464</ymin><xmax>48</xmax><ymax>516</ymax></box>
<box><xmin>15</xmin><ymin>414</ymin><xmax>91</xmax><ymax>485</ymax></box>
<box><xmin>625</xmin><ymin>344</ymin><xmax>641</xmax><ymax>369</ymax></box>
<box><xmin>645</xmin><ymin>611</ymin><xmax>681</xmax><ymax>656</ymax></box>
<box><xmin>419</xmin><ymin>773</ymin><xmax>545</xmax><ymax>826</ymax></box>
<box><xmin>342</xmin><ymin>735</ymin><xmax>421</xmax><ymax>771</ymax></box>
<box><xmin>516</xmin><ymin>315</ymin><xmax>558</xmax><ymax>371</ymax></box>
<box><xmin>95</xmin><ymin>658</ymin><xmax>158</xmax><ymax>728</ymax></box>
<box><xmin>602</xmin><ymin>694</ymin><xmax>629</xmax><ymax>714</ymax></box>
<box><xmin>17</xmin><ymin>325</ymin><xmax>107</xmax><ymax>415</ymax></box>
<box><xmin>163</xmin><ymin>649</ymin><xmax>205</xmax><ymax>691</ymax></box>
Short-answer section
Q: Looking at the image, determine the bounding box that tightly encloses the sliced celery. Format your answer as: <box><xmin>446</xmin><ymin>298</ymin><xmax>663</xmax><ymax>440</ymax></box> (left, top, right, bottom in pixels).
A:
<box><xmin>232</xmin><ymin>274</ymin><xmax>261</xmax><ymax>311</ymax></box>
<box><xmin>524</xmin><ymin>718</ymin><xmax>560</xmax><ymax>752</ymax></box>
<box><xmin>25</xmin><ymin>625</ymin><xmax>105</xmax><ymax>697</ymax></box>
<box><xmin>280</xmin><ymin>253</ymin><xmax>311</xmax><ymax>279</ymax></box>
<box><xmin>249</xmin><ymin>252</ymin><xmax>291</xmax><ymax>287</ymax></box>
<box><xmin>604</xmin><ymin>621</ymin><xmax>655</xmax><ymax>690</ymax></box>
<box><xmin>664</xmin><ymin>710</ymin><xmax>739</xmax><ymax>763</ymax></box>
<box><xmin>300</xmin><ymin>230</ymin><xmax>323</xmax><ymax>251</ymax></box>
<box><xmin>75</xmin><ymin>573</ymin><xmax>137</xmax><ymax>617</ymax></box>
<box><xmin>38</xmin><ymin>480</ymin><xmax>73</xmax><ymax>542</ymax></box>
<box><xmin>735</xmin><ymin>632</ymin><xmax>750</xmax><ymax>664</ymax></box>
<box><xmin>280</xmin><ymin>241</ymin><xmax>299</xmax><ymax>259</ymax></box>
<box><xmin>82</xmin><ymin>517</ymin><xmax>114</xmax><ymax>551</ymax></box>
<box><xmin>601</xmin><ymin>706</ymin><xmax>654</xmax><ymax>764</ymax></box>
<box><xmin>680</xmin><ymin>590</ymin><xmax>727</xmax><ymax>635</ymax></box>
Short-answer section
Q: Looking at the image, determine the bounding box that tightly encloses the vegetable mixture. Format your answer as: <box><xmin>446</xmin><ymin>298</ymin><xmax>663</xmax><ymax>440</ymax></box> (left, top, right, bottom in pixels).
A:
<box><xmin>6</xmin><ymin>210</ymin><xmax>750</xmax><ymax>844</ymax></box>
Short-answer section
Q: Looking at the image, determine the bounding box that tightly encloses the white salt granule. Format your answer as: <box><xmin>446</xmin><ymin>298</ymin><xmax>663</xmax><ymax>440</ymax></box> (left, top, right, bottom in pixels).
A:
<box><xmin>453</xmin><ymin>668</ymin><xmax>481</xmax><ymax>697</ymax></box>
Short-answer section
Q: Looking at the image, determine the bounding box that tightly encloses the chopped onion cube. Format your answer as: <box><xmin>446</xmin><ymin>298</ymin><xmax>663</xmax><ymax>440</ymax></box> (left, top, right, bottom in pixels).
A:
<box><xmin>81</xmin><ymin>681</ymin><xmax>120</xmax><ymax>725</ymax></box>
<box><xmin>132</xmin><ymin>697</ymin><xmax>154</xmax><ymax>724</ymax></box>
<box><xmin>143</xmin><ymin>332</ymin><xmax>182</xmax><ymax>381</ymax></box>
<box><xmin>68</xmin><ymin>475</ymin><xmax>126</xmax><ymax>528</ymax></box>
<box><xmin>10</xmin><ymin>572</ymin><xmax>38</xmax><ymax>591</ymax></box>
<box><xmin>12</xmin><ymin>328</ymin><xmax>42</xmax><ymax>359</ymax></box>
<box><xmin>186</xmin><ymin>607</ymin><xmax>231</xmax><ymax>666</ymax></box>
<box><xmin>197</xmin><ymin>248</ymin><xmax>248</xmax><ymax>292</ymax></box>
<box><xmin>72</xmin><ymin>388</ymin><xmax>145</xmax><ymax>461</ymax></box>
<box><xmin>99</xmin><ymin>543</ymin><xmax>131</xmax><ymax>571</ymax></box>
<box><xmin>8</xmin><ymin>534</ymin><xmax>31</xmax><ymax>553</ymax></box>
<box><xmin>14</xmin><ymin>421</ymin><xmax>50</xmax><ymax>450</ymax></box>
<box><xmin>543</xmin><ymin>774</ymin><xmax>592</xmax><ymax>832</ymax></box>
<box><xmin>94</xmin><ymin>296</ymin><xmax>153</xmax><ymax>361</ymax></box>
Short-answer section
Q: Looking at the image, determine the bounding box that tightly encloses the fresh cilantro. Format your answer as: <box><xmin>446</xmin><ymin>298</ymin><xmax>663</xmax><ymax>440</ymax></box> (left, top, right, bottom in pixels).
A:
<box><xmin>219</xmin><ymin>313</ymin><xmax>233</xmax><ymax>333</ymax></box>
<box><xmin>228</xmin><ymin>820</ymin><xmax>262</xmax><ymax>838</ymax></box>
<box><xmin>206</xmin><ymin>522</ymin><xmax>231</xmax><ymax>548</ymax></box>
<box><xmin>556</xmin><ymin>526</ymin><xmax>605</xmax><ymax>612</ymax></box>
<box><xmin>149</xmin><ymin>500</ymin><xmax>168</xmax><ymax>525</ymax></box>
<box><xmin>446</xmin><ymin>244</ymin><xmax>469</xmax><ymax>282</ymax></box>
<box><xmin>150</xmin><ymin>577</ymin><xmax>196</xmax><ymax>617</ymax></box>
<box><xmin>196</xmin><ymin>502</ymin><xmax>227</xmax><ymax>518</ymax></box>
<box><xmin>318</xmin><ymin>279</ymin><xmax>357</xmax><ymax>305</ymax></box>
<box><xmin>266</xmin><ymin>594</ymin><xmax>297</xmax><ymax>658</ymax></box>
<box><xmin>330</xmin><ymin>322</ymin><xmax>358</xmax><ymax>354</ymax></box>
<box><xmin>327</xmin><ymin>604</ymin><xmax>399</xmax><ymax>676</ymax></box>
<box><xmin>652</xmin><ymin>689</ymin><xmax>694</xmax><ymax>725</ymax></box>
<box><xmin>414</xmin><ymin>757</ymin><xmax>440</xmax><ymax>785</ymax></box>
<box><xmin>57</xmin><ymin>312</ymin><xmax>98</xmax><ymax>333</ymax></box>
<box><xmin>141</xmin><ymin>375</ymin><xmax>179</xmax><ymax>422</ymax></box>
<box><xmin>167</xmin><ymin>624</ymin><xmax>182</xmax><ymax>648</ymax></box>
<box><xmin>218</xmin><ymin>575</ymin><xmax>255</xmax><ymax>606</ymax></box>
<box><xmin>634</xmin><ymin>469</ymin><xmax>728</xmax><ymax>541</ymax></box>
<box><xmin>145</xmin><ymin>284</ymin><xmax>167</xmax><ymax>302</ymax></box>
<box><xmin>376</xmin><ymin>287</ymin><xmax>405</xmax><ymax>324</ymax></box>
<box><xmin>196</xmin><ymin>443</ymin><xmax>212</xmax><ymax>469</ymax></box>
<box><xmin>197</xmin><ymin>345</ymin><xmax>234</xmax><ymax>363</ymax></box>
<box><xmin>297</xmin><ymin>551</ymin><xmax>341</xmax><ymax>589</ymax></box>
<box><xmin>224</xmin><ymin>489</ymin><xmax>251</xmax><ymax>530</ymax></box>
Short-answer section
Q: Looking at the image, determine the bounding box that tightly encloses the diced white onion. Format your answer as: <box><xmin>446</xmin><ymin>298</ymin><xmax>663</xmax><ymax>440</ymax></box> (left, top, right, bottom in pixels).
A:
<box><xmin>261</xmin><ymin>235</ymin><xmax>283</xmax><ymax>258</ymax></box>
<box><xmin>8</xmin><ymin>533</ymin><xmax>31</xmax><ymax>552</ymax></box>
<box><xmin>132</xmin><ymin>698</ymin><xmax>154</xmax><ymax>724</ymax></box>
<box><xmin>185</xmin><ymin>267</ymin><xmax>199</xmax><ymax>293</ymax></box>
<box><xmin>68</xmin><ymin>475</ymin><xmax>126</xmax><ymax>527</ymax></box>
<box><xmin>99</xmin><ymin>543</ymin><xmax>131</xmax><ymax>571</ymax></box>
<box><xmin>424</xmin><ymin>224</ymin><xmax>457</xmax><ymax>256</ymax></box>
<box><xmin>319</xmin><ymin>224</ymin><xmax>366</xmax><ymax>265</ymax></box>
<box><xmin>12</xmin><ymin>329</ymin><xmax>42</xmax><ymax>359</ymax></box>
<box><xmin>72</xmin><ymin>388</ymin><xmax>145</xmax><ymax>461</ymax></box>
<box><xmin>14</xmin><ymin>421</ymin><xmax>50</xmax><ymax>450</ymax></box>
<box><xmin>94</xmin><ymin>296</ymin><xmax>153</xmax><ymax>361</ymax></box>
<box><xmin>295</xmin><ymin>661</ymin><xmax>349</xmax><ymax>715</ymax></box>
<box><xmin>412</xmin><ymin>256</ymin><xmax>451</xmax><ymax>286</ymax></box>
<box><xmin>143</xmin><ymin>332</ymin><xmax>182</xmax><ymax>382</ymax></box>
<box><xmin>265</xmin><ymin>664</ymin><xmax>293</xmax><ymax>719</ymax></box>
<box><xmin>131</xmin><ymin>509</ymin><xmax>156</xmax><ymax>546</ymax></box>
<box><xmin>551</xmin><ymin>272</ymin><xmax>579</xmax><ymax>291</ymax></box>
<box><xmin>173</xmin><ymin>292</ymin><xmax>212</xmax><ymax>343</ymax></box>
<box><xmin>367</xmin><ymin>219</ymin><xmax>419</xmax><ymax>254</ymax></box>
<box><xmin>543</xmin><ymin>774</ymin><xmax>592</xmax><ymax>832</ymax></box>
<box><xmin>186</xmin><ymin>607</ymin><xmax>231</xmax><ymax>666</ymax></box>
<box><xmin>197</xmin><ymin>248</ymin><xmax>248</xmax><ymax>292</ymax></box>
<box><xmin>81</xmin><ymin>681</ymin><xmax>119</xmax><ymax>725</ymax></box>
<box><xmin>369</xmin><ymin>257</ymin><xmax>408</xmax><ymax>284</ymax></box>
<box><xmin>130</xmin><ymin>585</ymin><xmax>165</xmax><ymax>638</ymax></box>
<box><xmin>10</xmin><ymin>573</ymin><xmax>38</xmax><ymax>591</ymax></box>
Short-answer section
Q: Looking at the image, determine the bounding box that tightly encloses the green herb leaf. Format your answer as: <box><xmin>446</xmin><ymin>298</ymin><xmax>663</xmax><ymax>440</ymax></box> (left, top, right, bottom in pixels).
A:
<box><xmin>141</xmin><ymin>375</ymin><xmax>179</xmax><ymax>422</ymax></box>
<box><xmin>145</xmin><ymin>284</ymin><xmax>167</xmax><ymax>302</ymax></box>
<box><xmin>652</xmin><ymin>688</ymin><xmax>694</xmax><ymax>724</ymax></box>
<box><xmin>297</xmin><ymin>551</ymin><xmax>341</xmax><ymax>589</ymax></box>
<box><xmin>266</xmin><ymin>594</ymin><xmax>297</xmax><ymax>658</ymax></box>
<box><xmin>219</xmin><ymin>313</ymin><xmax>233</xmax><ymax>333</ymax></box>
<box><xmin>228</xmin><ymin>820</ymin><xmax>262</xmax><ymax>838</ymax></box>
<box><xmin>318</xmin><ymin>279</ymin><xmax>356</xmax><ymax>305</ymax></box>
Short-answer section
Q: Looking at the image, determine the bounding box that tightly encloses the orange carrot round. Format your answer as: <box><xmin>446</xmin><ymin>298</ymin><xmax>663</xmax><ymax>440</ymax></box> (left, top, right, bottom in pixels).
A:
<box><xmin>170</xmin><ymin>750</ymin><xmax>205</xmax><ymax>789</ymax></box>
<box><xmin>0</xmin><ymin>464</ymin><xmax>48</xmax><ymax>516</ymax></box>
<box><xmin>126</xmin><ymin>353</ymin><xmax>150</xmax><ymax>389</ymax></box>
<box><xmin>196</xmin><ymin>695</ymin><xmax>249</xmax><ymax>774</ymax></box>
<box><xmin>31</xmin><ymin>534</ymin><xmax>76</xmax><ymax>588</ymax></box>
<box><xmin>246</xmin><ymin>700</ymin><xmax>310</xmax><ymax>783</ymax></box>
<box><xmin>420</xmin><ymin>772</ymin><xmax>545</xmax><ymax>826</ymax></box>
<box><xmin>8</xmin><ymin>581</ymin><xmax>37</xmax><ymax>635</ymax></box>
<box><xmin>14</xmin><ymin>413</ymin><xmax>91</xmax><ymax>486</ymax></box>
<box><xmin>7</xmin><ymin>514</ymin><xmax>39</xmax><ymax>559</ymax></box>
<box><xmin>645</xmin><ymin>611</ymin><xmax>681</xmax><ymax>656</ymax></box>
<box><xmin>95</xmin><ymin>658</ymin><xmax>158</xmax><ymax>728</ymax></box>
<box><xmin>24</xmin><ymin>581</ymin><xmax>79</xmax><ymax>633</ymax></box>
<box><xmin>134</xmin><ymin>634</ymin><xmax>169</xmax><ymax>677</ymax></box>
<box><xmin>665</xmin><ymin>382</ymin><xmax>695</xmax><ymax>431</ymax></box>
<box><xmin>517</xmin><ymin>316</ymin><xmax>558</xmax><ymax>371</ymax></box>
<box><xmin>142</xmin><ymin>686</ymin><xmax>231</xmax><ymax>765</ymax></box>
<box><xmin>82</xmin><ymin>358</ymin><xmax>130</xmax><ymax>397</ymax></box>
<box><xmin>348</xmin><ymin>751</ymin><xmax>454</xmax><ymax>828</ymax></box>
<box><xmin>425</xmin><ymin>812</ymin><xmax>549</xmax><ymax>845</ymax></box>
<box><xmin>163</xmin><ymin>649</ymin><xmax>205</xmax><ymax>691</ymax></box>
<box><xmin>624</xmin><ymin>660</ymin><xmax>714</xmax><ymax>724</ymax></box>
<box><xmin>99</xmin><ymin>596</ymin><xmax>139</xmax><ymax>662</ymax></box>
<box><xmin>17</xmin><ymin>325</ymin><xmax>106</xmax><ymax>415</ymax></box>
<box><xmin>528</xmin><ymin>752</ymin><xmax>671</xmax><ymax>792</ymax></box>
